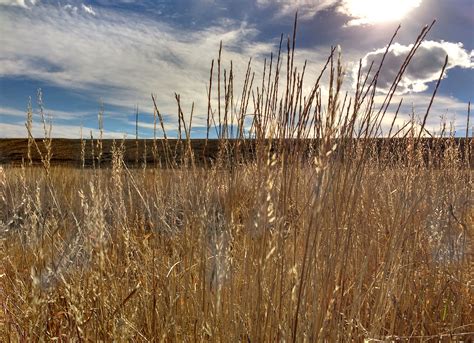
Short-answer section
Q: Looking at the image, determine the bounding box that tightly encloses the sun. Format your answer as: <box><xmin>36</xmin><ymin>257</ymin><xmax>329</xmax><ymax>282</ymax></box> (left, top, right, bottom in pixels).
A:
<box><xmin>342</xmin><ymin>0</ymin><xmax>422</xmax><ymax>25</ymax></box>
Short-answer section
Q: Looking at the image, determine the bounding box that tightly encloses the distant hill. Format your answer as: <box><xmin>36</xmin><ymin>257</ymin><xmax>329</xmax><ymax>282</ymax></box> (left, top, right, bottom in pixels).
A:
<box><xmin>0</xmin><ymin>138</ymin><xmax>472</xmax><ymax>167</ymax></box>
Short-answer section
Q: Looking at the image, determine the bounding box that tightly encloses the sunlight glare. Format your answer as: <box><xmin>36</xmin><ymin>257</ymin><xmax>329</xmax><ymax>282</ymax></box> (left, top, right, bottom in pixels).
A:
<box><xmin>343</xmin><ymin>0</ymin><xmax>422</xmax><ymax>25</ymax></box>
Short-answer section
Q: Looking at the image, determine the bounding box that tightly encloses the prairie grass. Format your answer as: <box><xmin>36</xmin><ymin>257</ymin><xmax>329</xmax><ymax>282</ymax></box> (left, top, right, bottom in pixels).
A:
<box><xmin>0</xmin><ymin>18</ymin><xmax>473</xmax><ymax>341</ymax></box>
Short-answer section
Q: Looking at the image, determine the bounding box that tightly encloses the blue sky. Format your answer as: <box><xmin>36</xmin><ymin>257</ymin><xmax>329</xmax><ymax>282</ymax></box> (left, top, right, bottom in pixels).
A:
<box><xmin>0</xmin><ymin>0</ymin><xmax>473</xmax><ymax>138</ymax></box>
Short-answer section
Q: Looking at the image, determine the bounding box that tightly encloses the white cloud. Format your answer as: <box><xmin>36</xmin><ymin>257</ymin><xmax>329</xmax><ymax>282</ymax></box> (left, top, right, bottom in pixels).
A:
<box><xmin>356</xmin><ymin>41</ymin><xmax>473</xmax><ymax>94</ymax></box>
<box><xmin>0</xmin><ymin>122</ymin><xmax>127</xmax><ymax>138</ymax></box>
<box><xmin>0</xmin><ymin>106</ymin><xmax>26</xmax><ymax>118</ymax></box>
<box><xmin>81</xmin><ymin>4</ymin><xmax>96</xmax><ymax>16</ymax></box>
<box><xmin>0</xmin><ymin>105</ymin><xmax>102</xmax><ymax>121</ymax></box>
<box><xmin>0</xmin><ymin>0</ymin><xmax>39</xmax><ymax>8</ymax></box>
<box><xmin>256</xmin><ymin>0</ymin><xmax>338</xmax><ymax>19</ymax></box>
<box><xmin>376</xmin><ymin>93</ymin><xmax>470</xmax><ymax>136</ymax></box>
<box><xmin>63</xmin><ymin>4</ymin><xmax>78</xmax><ymax>14</ymax></box>
<box><xmin>63</xmin><ymin>3</ymin><xmax>96</xmax><ymax>16</ymax></box>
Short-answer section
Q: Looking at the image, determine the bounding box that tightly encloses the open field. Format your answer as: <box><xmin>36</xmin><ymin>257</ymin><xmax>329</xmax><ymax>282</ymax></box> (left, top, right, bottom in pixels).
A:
<box><xmin>1</xmin><ymin>137</ymin><xmax>473</xmax><ymax>341</ymax></box>
<box><xmin>1</xmin><ymin>19</ymin><xmax>473</xmax><ymax>342</ymax></box>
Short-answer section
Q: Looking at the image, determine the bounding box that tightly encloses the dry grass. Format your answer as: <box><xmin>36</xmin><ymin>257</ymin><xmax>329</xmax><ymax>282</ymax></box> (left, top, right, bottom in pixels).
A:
<box><xmin>1</xmin><ymin>17</ymin><xmax>473</xmax><ymax>341</ymax></box>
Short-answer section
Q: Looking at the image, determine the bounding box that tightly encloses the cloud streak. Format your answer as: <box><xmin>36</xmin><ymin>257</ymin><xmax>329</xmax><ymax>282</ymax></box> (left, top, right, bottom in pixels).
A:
<box><xmin>0</xmin><ymin>0</ymin><xmax>39</xmax><ymax>8</ymax></box>
<box><xmin>256</xmin><ymin>0</ymin><xmax>338</xmax><ymax>19</ymax></box>
<box><xmin>0</xmin><ymin>121</ymin><xmax>127</xmax><ymax>138</ymax></box>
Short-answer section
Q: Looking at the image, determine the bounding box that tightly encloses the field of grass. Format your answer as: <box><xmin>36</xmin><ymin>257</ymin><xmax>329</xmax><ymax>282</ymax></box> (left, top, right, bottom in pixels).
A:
<box><xmin>1</xmin><ymin>20</ymin><xmax>473</xmax><ymax>341</ymax></box>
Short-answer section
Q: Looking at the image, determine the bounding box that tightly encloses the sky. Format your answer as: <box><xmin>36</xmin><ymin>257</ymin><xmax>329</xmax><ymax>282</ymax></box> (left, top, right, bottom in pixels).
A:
<box><xmin>0</xmin><ymin>0</ymin><xmax>473</xmax><ymax>138</ymax></box>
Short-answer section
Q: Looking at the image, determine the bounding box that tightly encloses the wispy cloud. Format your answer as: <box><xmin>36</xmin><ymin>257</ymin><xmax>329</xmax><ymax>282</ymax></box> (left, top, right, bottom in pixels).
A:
<box><xmin>0</xmin><ymin>4</ymin><xmax>275</xmax><ymax>118</ymax></box>
<box><xmin>0</xmin><ymin>106</ymin><xmax>27</xmax><ymax>118</ymax></box>
<box><xmin>0</xmin><ymin>121</ymin><xmax>127</xmax><ymax>138</ymax></box>
<box><xmin>256</xmin><ymin>0</ymin><xmax>338</xmax><ymax>20</ymax></box>
<box><xmin>81</xmin><ymin>3</ymin><xmax>95</xmax><ymax>16</ymax></box>
<box><xmin>0</xmin><ymin>0</ymin><xmax>39</xmax><ymax>8</ymax></box>
<box><xmin>0</xmin><ymin>104</ymin><xmax>133</xmax><ymax>137</ymax></box>
<box><xmin>0</xmin><ymin>105</ymin><xmax>101</xmax><ymax>121</ymax></box>
<box><xmin>62</xmin><ymin>3</ymin><xmax>96</xmax><ymax>16</ymax></box>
